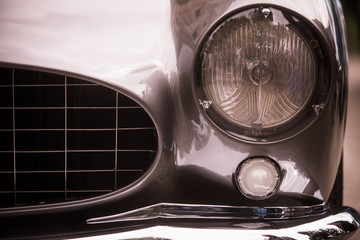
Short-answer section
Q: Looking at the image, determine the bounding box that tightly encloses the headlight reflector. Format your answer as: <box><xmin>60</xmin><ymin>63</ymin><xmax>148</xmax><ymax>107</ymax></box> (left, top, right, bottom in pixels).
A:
<box><xmin>197</xmin><ymin>6</ymin><xmax>329</xmax><ymax>141</ymax></box>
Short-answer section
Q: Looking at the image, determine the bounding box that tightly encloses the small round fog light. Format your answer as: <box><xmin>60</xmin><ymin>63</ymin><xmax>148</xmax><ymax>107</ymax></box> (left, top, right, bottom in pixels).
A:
<box><xmin>236</xmin><ymin>157</ymin><xmax>280</xmax><ymax>199</ymax></box>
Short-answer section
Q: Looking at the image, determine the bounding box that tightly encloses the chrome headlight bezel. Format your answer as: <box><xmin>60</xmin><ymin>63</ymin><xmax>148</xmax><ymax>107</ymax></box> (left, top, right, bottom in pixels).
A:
<box><xmin>195</xmin><ymin>5</ymin><xmax>333</xmax><ymax>142</ymax></box>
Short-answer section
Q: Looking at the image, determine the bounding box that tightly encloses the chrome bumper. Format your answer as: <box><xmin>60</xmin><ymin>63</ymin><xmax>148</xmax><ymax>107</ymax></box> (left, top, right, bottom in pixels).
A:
<box><xmin>70</xmin><ymin>207</ymin><xmax>360</xmax><ymax>240</ymax></box>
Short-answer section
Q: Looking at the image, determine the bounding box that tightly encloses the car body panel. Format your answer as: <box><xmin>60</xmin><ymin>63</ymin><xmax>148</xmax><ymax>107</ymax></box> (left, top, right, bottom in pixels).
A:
<box><xmin>0</xmin><ymin>0</ymin><xmax>358</xmax><ymax>239</ymax></box>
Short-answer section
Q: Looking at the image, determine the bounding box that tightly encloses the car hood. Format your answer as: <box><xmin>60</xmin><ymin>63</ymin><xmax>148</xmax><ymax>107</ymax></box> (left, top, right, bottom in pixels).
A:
<box><xmin>0</xmin><ymin>0</ymin><xmax>177</xmax><ymax>84</ymax></box>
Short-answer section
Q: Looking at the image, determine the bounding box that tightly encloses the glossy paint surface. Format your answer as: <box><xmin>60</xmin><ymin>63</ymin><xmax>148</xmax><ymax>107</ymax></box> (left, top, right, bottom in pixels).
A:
<box><xmin>0</xmin><ymin>0</ymin><xmax>353</xmax><ymax>238</ymax></box>
<box><xmin>0</xmin><ymin>0</ymin><xmax>177</xmax><ymax>84</ymax></box>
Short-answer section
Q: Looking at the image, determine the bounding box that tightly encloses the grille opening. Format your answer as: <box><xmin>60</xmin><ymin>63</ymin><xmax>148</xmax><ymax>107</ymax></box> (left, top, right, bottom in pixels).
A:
<box><xmin>0</xmin><ymin>67</ymin><xmax>158</xmax><ymax>208</ymax></box>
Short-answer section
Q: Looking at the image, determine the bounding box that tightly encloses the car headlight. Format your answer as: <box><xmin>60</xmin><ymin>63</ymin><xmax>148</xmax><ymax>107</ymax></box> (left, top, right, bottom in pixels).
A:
<box><xmin>196</xmin><ymin>6</ymin><xmax>331</xmax><ymax>142</ymax></box>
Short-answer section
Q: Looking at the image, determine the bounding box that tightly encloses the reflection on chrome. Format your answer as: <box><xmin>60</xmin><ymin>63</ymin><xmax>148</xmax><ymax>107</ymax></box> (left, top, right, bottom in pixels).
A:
<box><xmin>87</xmin><ymin>202</ymin><xmax>328</xmax><ymax>224</ymax></box>
<box><xmin>76</xmin><ymin>208</ymin><xmax>360</xmax><ymax>240</ymax></box>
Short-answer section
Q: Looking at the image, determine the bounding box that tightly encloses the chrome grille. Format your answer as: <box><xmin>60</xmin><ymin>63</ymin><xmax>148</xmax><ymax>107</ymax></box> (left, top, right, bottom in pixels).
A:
<box><xmin>0</xmin><ymin>67</ymin><xmax>157</xmax><ymax>208</ymax></box>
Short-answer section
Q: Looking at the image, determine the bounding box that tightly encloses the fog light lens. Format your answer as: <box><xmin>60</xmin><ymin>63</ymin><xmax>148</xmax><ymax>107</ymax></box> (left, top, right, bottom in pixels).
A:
<box><xmin>236</xmin><ymin>157</ymin><xmax>280</xmax><ymax>199</ymax></box>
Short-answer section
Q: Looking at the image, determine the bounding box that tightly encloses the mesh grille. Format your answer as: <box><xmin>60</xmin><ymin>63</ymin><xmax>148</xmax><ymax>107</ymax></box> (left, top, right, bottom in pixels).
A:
<box><xmin>0</xmin><ymin>67</ymin><xmax>158</xmax><ymax>208</ymax></box>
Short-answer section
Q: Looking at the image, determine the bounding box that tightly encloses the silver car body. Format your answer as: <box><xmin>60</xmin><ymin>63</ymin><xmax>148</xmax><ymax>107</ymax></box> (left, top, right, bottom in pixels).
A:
<box><xmin>0</xmin><ymin>0</ymin><xmax>359</xmax><ymax>239</ymax></box>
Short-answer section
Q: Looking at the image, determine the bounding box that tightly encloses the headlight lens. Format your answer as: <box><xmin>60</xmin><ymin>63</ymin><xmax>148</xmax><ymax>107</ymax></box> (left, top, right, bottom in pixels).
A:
<box><xmin>197</xmin><ymin>6</ymin><xmax>330</xmax><ymax>141</ymax></box>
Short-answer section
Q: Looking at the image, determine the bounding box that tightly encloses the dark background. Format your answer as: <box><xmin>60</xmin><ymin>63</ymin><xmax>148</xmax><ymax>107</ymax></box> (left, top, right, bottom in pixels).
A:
<box><xmin>342</xmin><ymin>0</ymin><xmax>360</xmax><ymax>54</ymax></box>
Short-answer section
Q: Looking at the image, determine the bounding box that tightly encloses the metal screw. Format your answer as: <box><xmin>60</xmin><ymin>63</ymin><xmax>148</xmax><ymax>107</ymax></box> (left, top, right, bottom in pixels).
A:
<box><xmin>262</xmin><ymin>8</ymin><xmax>271</xmax><ymax>18</ymax></box>
<box><xmin>312</xmin><ymin>103</ymin><xmax>325</xmax><ymax>116</ymax></box>
<box><xmin>199</xmin><ymin>99</ymin><xmax>212</xmax><ymax>110</ymax></box>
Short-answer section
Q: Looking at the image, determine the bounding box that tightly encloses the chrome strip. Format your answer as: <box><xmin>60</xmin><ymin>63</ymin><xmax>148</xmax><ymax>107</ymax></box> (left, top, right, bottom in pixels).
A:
<box><xmin>87</xmin><ymin>203</ymin><xmax>328</xmax><ymax>224</ymax></box>
<box><xmin>64</xmin><ymin>75</ymin><xmax>68</xmax><ymax>200</ymax></box>
<box><xmin>75</xmin><ymin>208</ymin><xmax>360</xmax><ymax>240</ymax></box>
<box><xmin>11</xmin><ymin>68</ymin><xmax>16</xmax><ymax>204</ymax></box>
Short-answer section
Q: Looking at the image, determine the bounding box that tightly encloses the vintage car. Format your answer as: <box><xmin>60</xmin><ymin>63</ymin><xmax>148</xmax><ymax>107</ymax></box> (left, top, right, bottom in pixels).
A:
<box><xmin>0</xmin><ymin>0</ymin><xmax>359</xmax><ymax>239</ymax></box>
